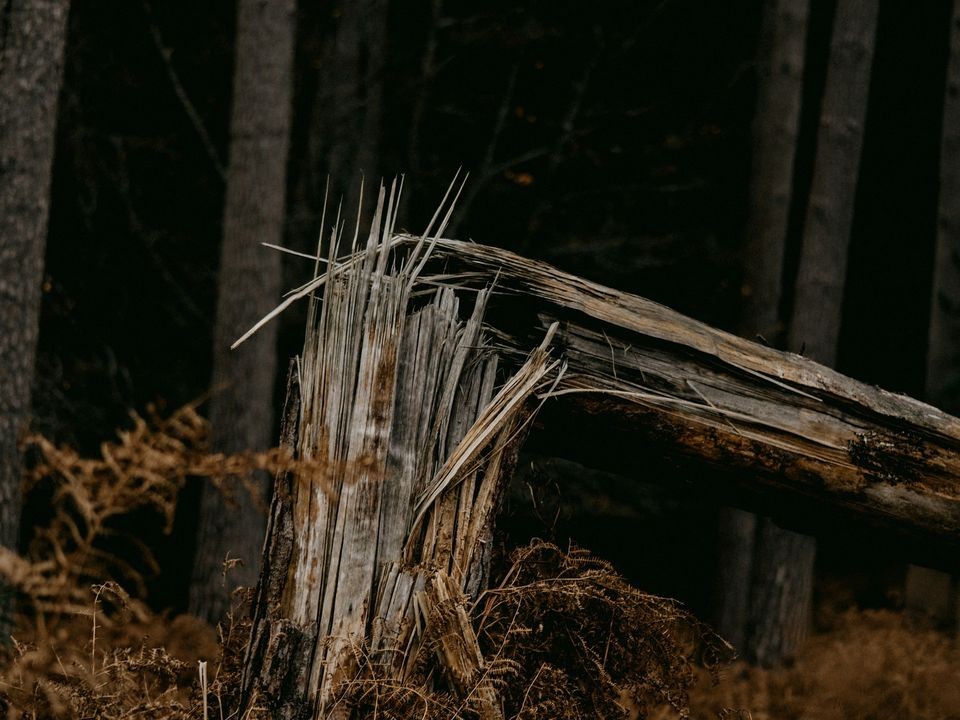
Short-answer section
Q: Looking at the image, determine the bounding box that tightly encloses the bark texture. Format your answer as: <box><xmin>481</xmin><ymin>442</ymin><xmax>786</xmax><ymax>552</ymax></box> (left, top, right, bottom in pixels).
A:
<box><xmin>743</xmin><ymin>0</ymin><xmax>879</xmax><ymax>666</ymax></box>
<box><xmin>745</xmin><ymin>518</ymin><xmax>816</xmax><ymax>666</ymax></box>
<box><xmin>241</xmin><ymin>231</ymin><xmax>960</xmax><ymax>713</ymax></box>
<box><xmin>906</xmin><ymin>0</ymin><xmax>960</xmax><ymax>629</ymax></box>
<box><xmin>715</xmin><ymin>0</ymin><xmax>809</xmax><ymax>655</ymax></box>
<box><xmin>188</xmin><ymin>0</ymin><xmax>295</xmax><ymax>623</ymax></box>
<box><xmin>0</xmin><ymin>0</ymin><xmax>71</xmax><ymax>571</ymax></box>
<box><xmin>239</xmin><ymin>196</ymin><xmax>552</xmax><ymax>719</ymax></box>
<box><xmin>740</xmin><ymin>0</ymin><xmax>809</xmax><ymax>346</ymax></box>
<box><xmin>789</xmin><ymin>0</ymin><xmax>877</xmax><ymax>365</ymax></box>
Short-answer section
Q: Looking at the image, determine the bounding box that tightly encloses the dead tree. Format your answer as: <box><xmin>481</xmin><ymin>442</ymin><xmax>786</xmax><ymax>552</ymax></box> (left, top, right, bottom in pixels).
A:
<box><xmin>189</xmin><ymin>0</ymin><xmax>296</xmax><ymax>622</ymax></box>
<box><xmin>0</xmin><ymin>0</ymin><xmax>72</xmax><ymax>626</ymax></box>
<box><xmin>907</xmin><ymin>0</ymin><xmax>960</xmax><ymax>629</ymax></box>
<box><xmin>237</xmin><ymin>209</ymin><xmax>960</xmax><ymax>717</ymax></box>
<box><xmin>715</xmin><ymin>0</ymin><xmax>810</xmax><ymax>654</ymax></box>
<box><xmin>239</xmin><ymin>187</ymin><xmax>556</xmax><ymax>718</ymax></box>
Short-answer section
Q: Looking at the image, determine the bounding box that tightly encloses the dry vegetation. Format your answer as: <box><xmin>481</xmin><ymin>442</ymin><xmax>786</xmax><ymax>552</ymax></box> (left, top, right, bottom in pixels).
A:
<box><xmin>0</xmin><ymin>406</ymin><xmax>956</xmax><ymax>719</ymax></box>
<box><xmin>689</xmin><ymin>609</ymin><xmax>960</xmax><ymax>720</ymax></box>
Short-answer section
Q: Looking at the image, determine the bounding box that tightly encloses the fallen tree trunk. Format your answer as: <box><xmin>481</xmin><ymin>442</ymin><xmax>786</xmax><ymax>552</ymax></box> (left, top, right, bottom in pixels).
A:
<box><xmin>412</xmin><ymin>237</ymin><xmax>960</xmax><ymax>543</ymax></box>
<box><xmin>236</xmin><ymin>195</ymin><xmax>960</xmax><ymax>717</ymax></box>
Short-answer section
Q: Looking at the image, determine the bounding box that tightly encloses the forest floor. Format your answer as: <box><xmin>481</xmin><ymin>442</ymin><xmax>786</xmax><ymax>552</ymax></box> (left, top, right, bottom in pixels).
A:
<box><xmin>2</xmin><ymin>412</ymin><xmax>957</xmax><ymax>719</ymax></box>
<box><xmin>2</xmin><ymin>572</ymin><xmax>956</xmax><ymax>719</ymax></box>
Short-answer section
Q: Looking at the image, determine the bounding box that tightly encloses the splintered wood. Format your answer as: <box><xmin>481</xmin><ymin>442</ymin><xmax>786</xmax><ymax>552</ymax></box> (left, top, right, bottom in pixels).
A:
<box><xmin>240</xmin><ymin>184</ymin><xmax>559</xmax><ymax>719</ymax></box>
<box><xmin>240</xmin><ymin>184</ymin><xmax>960</xmax><ymax>718</ymax></box>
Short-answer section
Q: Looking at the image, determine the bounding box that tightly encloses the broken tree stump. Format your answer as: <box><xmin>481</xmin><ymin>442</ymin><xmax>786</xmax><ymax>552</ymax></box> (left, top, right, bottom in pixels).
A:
<box><xmin>238</xmin><ymin>186</ymin><xmax>960</xmax><ymax>718</ymax></box>
<box><xmin>239</xmin><ymin>186</ymin><xmax>558</xmax><ymax>719</ymax></box>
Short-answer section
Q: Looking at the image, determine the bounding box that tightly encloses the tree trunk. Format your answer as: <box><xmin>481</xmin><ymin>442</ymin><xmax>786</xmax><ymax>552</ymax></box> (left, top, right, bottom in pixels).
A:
<box><xmin>907</xmin><ymin>0</ymin><xmax>960</xmax><ymax>630</ymax></box>
<box><xmin>746</xmin><ymin>0</ymin><xmax>878</xmax><ymax>666</ymax></box>
<box><xmin>715</xmin><ymin>0</ymin><xmax>809</xmax><ymax>654</ymax></box>
<box><xmin>297</xmin><ymin>0</ymin><xmax>386</xmax><ymax>236</ymax></box>
<box><xmin>239</xmin><ymin>191</ymin><xmax>552</xmax><ymax>718</ymax></box>
<box><xmin>740</xmin><ymin>0</ymin><xmax>810</xmax><ymax>347</ymax></box>
<box><xmin>240</xmin><ymin>230</ymin><xmax>960</xmax><ymax>714</ymax></box>
<box><xmin>325</xmin><ymin>0</ymin><xmax>386</xmax><ymax>214</ymax></box>
<box><xmin>241</xmin><ymin>229</ymin><xmax>960</xmax><ymax>713</ymax></box>
<box><xmin>0</xmin><ymin>0</ymin><xmax>71</xmax><ymax>627</ymax></box>
<box><xmin>188</xmin><ymin>0</ymin><xmax>295</xmax><ymax>623</ymax></box>
<box><xmin>788</xmin><ymin>0</ymin><xmax>877</xmax><ymax>365</ymax></box>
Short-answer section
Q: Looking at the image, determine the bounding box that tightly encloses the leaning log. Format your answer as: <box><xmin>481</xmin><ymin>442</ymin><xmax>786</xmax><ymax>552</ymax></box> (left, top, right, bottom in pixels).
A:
<box><xmin>237</xmin><ymin>189</ymin><xmax>960</xmax><ymax>717</ymax></box>
<box><xmin>412</xmin><ymin>236</ymin><xmax>960</xmax><ymax>543</ymax></box>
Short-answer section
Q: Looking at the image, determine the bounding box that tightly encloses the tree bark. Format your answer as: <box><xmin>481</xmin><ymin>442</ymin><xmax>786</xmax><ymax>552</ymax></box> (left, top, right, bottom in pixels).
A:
<box><xmin>789</xmin><ymin>0</ymin><xmax>877</xmax><ymax>365</ymax></box>
<box><xmin>241</xmin><ymin>232</ymin><xmax>960</xmax><ymax>713</ymax></box>
<box><xmin>188</xmin><ymin>0</ymin><xmax>295</xmax><ymax>623</ymax></box>
<box><xmin>242</xmin><ymin>229</ymin><xmax>960</xmax><ymax>718</ymax></box>
<box><xmin>239</xmin><ymin>195</ymin><xmax>549</xmax><ymax>718</ymax></box>
<box><xmin>715</xmin><ymin>0</ymin><xmax>809</xmax><ymax>655</ymax></box>
<box><xmin>296</xmin><ymin>0</ymin><xmax>386</xmax><ymax>237</ymax></box>
<box><xmin>907</xmin><ymin>0</ymin><xmax>960</xmax><ymax>630</ymax></box>
<box><xmin>0</xmin><ymin>0</ymin><xmax>71</xmax><ymax>626</ymax></box>
<box><xmin>742</xmin><ymin>0</ymin><xmax>878</xmax><ymax>667</ymax></box>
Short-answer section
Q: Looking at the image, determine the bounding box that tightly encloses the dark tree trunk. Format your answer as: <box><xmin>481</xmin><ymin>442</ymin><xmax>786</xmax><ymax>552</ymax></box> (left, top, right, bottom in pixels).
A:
<box><xmin>296</xmin><ymin>0</ymin><xmax>386</xmax><ymax>236</ymax></box>
<box><xmin>745</xmin><ymin>0</ymin><xmax>878</xmax><ymax>666</ymax></box>
<box><xmin>907</xmin><ymin>0</ymin><xmax>960</xmax><ymax>630</ymax></box>
<box><xmin>740</xmin><ymin>0</ymin><xmax>809</xmax><ymax>347</ymax></box>
<box><xmin>745</xmin><ymin>518</ymin><xmax>816</xmax><ymax>666</ymax></box>
<box><xmin>188</xmin><ymin>0</ymin><xmax>295</xmax><ymax>623</ymax></box>
<box><xmin>714</xmin><ymin>507</ymin><xmax>757</xmax><ymax>653</ymax></box>
<box><xmin>325</xmin><ymin>0</ymin><xmax>386</xmax><ymax>212</ymax></box>
<box><xmin>0</xmin><ymin>0</ymin><xmax>71</xmax><ymax>624</ymax></box>
<box><xmin>788</xmin><ymin>0</ymin><xmax>877</xmax><ymax>365</ymax></box>
<box><xmin>714</xmin><ymin>0</ymin><xmax>809</xmax><ymax>654</ymax></box>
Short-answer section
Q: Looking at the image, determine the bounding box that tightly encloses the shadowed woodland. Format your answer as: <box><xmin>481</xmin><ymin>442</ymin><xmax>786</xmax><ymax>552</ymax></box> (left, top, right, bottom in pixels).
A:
<box><xmin>2</xmin><ymin>0</ymin><xmax>960</xmax><ymax>717</ymax></box>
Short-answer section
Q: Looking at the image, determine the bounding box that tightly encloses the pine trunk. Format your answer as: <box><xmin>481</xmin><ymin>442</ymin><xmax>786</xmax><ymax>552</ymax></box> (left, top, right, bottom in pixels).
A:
<box><xmin>906</xmin><ymin>0</ymin><xmax>960</xmax><ymax>630</ymax></box>
<box><xmin>0</xmin><ymin>0</ymin><xmax>71</xmax><ymax>628</ymax></box>
<box><xmin>189</xmin><ymin>0</ymin><xmax>295</xmax><ymax>623</ymax></box>
<box><xmin>749</xmin><ymin>0</ymin><xmax>878</xmax><ymax>666</ymax></box>
<box><xmin>715</xmin><ymin>0</ymin><xmax>809</xmax><ymax>654</ymax></box>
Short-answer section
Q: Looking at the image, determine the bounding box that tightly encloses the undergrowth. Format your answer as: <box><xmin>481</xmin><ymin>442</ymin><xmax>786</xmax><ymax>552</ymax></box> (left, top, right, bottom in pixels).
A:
<box><xmin>0</xmin><ymin>405</ymin><xmax>956</xmax><ymax>719</ymax></box>
<box><xmin>688</xmin><ymin>608</ymin><xmax>960</xmax><ymax>720</ymax></box>
<box><xmin>339</xmin><ymin>542</ymin><xmax>734</xmax><ymax>720</ymax></box>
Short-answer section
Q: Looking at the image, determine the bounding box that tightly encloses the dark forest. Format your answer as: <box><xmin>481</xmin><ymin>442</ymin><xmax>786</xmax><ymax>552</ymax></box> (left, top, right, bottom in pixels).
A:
<box><xmin>2</xmin><ymin>0</ymin><xmax>960</xmax><ymax>717</ymax></box>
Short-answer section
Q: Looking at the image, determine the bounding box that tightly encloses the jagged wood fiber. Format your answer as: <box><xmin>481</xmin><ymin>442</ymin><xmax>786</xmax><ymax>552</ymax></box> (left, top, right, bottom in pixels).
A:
<box><xmin>240</xmin><ymin>184</ymin><xmax>559</xmax><ymax>719</ymax></box>
<box><xmin>240</xmin><ymin>189</ymin><xmax>960</xmax><ymax>718</ymax></box>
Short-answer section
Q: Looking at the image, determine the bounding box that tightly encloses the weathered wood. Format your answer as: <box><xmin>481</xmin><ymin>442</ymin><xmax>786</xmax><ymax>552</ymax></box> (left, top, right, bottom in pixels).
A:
<box><xmin>238</xmin><ymin>189</ymin><xmax>559</xmax><ymax>719</ymax></box>
<box><xmin>240</xmin><ymin>216</ymin><xmax>960</xmax><ymax>715</ymax></box>
<box><xmin>408</xmin><ymin>237</ymin><xmax>960</xmax><ymax>542</ymax></box>
<box><xmin>415</xmin><ymin>570</ymin><xmax>503</xmax><ymax>720</ymax></box>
